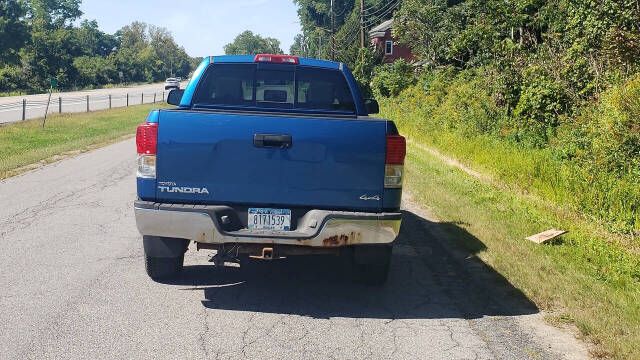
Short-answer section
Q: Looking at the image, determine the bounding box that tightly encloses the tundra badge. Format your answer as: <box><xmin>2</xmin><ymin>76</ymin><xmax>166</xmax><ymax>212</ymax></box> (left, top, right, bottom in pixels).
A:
<box><xmin>157</xmin><ymin>182</ymin><xmax>210</xmax><ymax>195</ymax></box>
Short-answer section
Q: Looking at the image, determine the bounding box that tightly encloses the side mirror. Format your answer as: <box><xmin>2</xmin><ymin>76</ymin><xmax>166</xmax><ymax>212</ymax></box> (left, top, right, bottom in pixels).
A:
<box><xmin>364</xmin><ymin>98</ymin><xmax>379</xmax><ymax>114</ymax></box>
<box><xmin>167</xmin><ymin>89</ymin><xmax>185</xmax><ymax>106</ymax></box>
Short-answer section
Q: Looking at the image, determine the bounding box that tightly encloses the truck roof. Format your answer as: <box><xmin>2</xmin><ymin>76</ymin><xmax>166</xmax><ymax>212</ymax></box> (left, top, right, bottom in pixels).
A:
<box><xmin>208</xmin><ymin>55</ymin><xmax>342</xmax><ymax>70</ymax></box>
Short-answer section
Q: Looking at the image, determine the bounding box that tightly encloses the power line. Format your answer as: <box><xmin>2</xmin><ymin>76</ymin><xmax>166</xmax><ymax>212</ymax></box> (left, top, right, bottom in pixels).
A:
<box><xmin>331</xmin><ymin>24</ymin><xmax>361</xmax><ymax>50</ymax></box>
<box><xmin>307</xmin><ymin>0</ymin><xmax>401</xmax><ymax>55</ymax></box>
<box><xmin>364</xmin><ymin>0</ymin><xmax>400</xmax><ymax>20</ymax></box>
<box><xmin>363</xmin><ymin>0</ymin><xmax>401</xmax><ymax>26</ymax></box>
<box><xmin>334</xmin><ymin>21</ymin><xmax>361</xmax><ymax>43</ymax></box>
<box><xmin>363</xmin><ymin>0</ymin><xmax>399</xmax><ymax>16</ymax></box>
<box><xmin>362</xmin><ymin>0</ymin><xmax>384</xmax><ymax>13</ymax></box>
<box><xmin>334</xmin><ymin>4</ymin><xmax>351</xmax><ymax>17</ymax></box>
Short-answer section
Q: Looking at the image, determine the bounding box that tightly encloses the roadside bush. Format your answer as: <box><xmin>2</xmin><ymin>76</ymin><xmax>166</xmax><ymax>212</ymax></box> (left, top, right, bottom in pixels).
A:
<box><xmin>352</xmin><ymin>48</ymin><xmax>384</xmax><ymax>98</ymax></box>
<box><xmin>0</xmin><ymin>65</ymin><xmax>25</xmax><ymax>92</ymax></box>
<box><xmin>561</xmin><ymin>43</ymin><xmax>599</xmax><ymax>100</ymax></box>
<box><xmin>371</xmin><ymin>59</ymin><xmax>416</xmax><ymax>97</ymax></box>
<box><xmin>560</xmin><ymin>76</ymin><xmax>640</xmax><ymax>231</ymax></box>
<box><xmin>381</xmin><ymin>70</ymin><xmax>640</xmax><ymax>233</ymax></box>
<box><xmin>513</xmin><ymin>66</ymin><xmax>570</xmax><ymax>147</ymax></box>
<box><xmin>560</xmin><ymin>75</ymin><xmax>640</xmax><ymax>175</ymax></box>
<box><xmin>390</xmin><ymin>68</ymin><xmax>504</xmax><ymax>137</ymax></box>
<box><xmin>73</xmin><ymin>56</ymin><xmax>118</xmax><ymax>88</ymax></box>
<box><xmin>592</xmin><ymin>76</ymin><xmax>640</xmax><ymax>173</ymax></box>
<box><xmin>434</xmin><ymin>71</ymin><xmax>503</xmax><ymax>136</ymax></box>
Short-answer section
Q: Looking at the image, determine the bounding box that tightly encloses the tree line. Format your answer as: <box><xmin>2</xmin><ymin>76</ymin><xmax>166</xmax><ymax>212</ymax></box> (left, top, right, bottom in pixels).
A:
<box><xmin>391</xmin><ymin>0</ymin><xmax>640</xmax><ymax>145</ymax></box>
<box><xmin>0</xmin><ymin>0</ymin><xmax>198</xmax><ymax>93</ymax></box>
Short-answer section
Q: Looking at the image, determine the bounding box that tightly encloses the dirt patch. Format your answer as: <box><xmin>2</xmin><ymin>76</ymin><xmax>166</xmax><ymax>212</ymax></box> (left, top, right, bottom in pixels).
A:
<box><xmin>408</xmin><ymin>139</ymin><xmax>493</xmax><ymax>183</ymax></box>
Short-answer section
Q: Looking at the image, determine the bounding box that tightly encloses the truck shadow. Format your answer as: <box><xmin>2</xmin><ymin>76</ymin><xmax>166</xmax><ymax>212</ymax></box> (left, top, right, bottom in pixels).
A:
<box><xmin>162</xmin><ymin>210</ymin><xmax>538</xmax><ymax>320</ymax></box>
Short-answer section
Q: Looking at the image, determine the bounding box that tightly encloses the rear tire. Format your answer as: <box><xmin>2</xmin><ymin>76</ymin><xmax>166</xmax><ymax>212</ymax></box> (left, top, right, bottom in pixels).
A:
<box><xmin>142</xmin><ymin>236</ymin><xmax>189</xmax><ymax>280</ymax></box>
<box><xmin>353</xmin><ymin>245</ymin><xmax>392</xmax><ymax>286</ymax></box>
<box><xmin>145</xmin><ymin>253</ymin><xmax>184</xmax><ymax>280</ymax></box>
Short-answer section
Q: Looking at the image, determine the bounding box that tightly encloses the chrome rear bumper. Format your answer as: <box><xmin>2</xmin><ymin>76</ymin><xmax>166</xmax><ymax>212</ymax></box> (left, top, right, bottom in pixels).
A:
<box><xmin>134</xmin><ymin>201</ymin><xmax>401</xmax><ymax>247</ymax></box>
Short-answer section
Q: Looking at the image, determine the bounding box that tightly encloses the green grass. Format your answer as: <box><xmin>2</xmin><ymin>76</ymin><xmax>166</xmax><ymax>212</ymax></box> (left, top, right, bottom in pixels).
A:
<box><xmin>0</xmin><ymin>103</ymin><xmax>169</xmax><ymax>179</ymax></box>
<box><xmin>0</xmin><ymin>90</ymin><xmax>27</xmax><ymax>97</ymax></box>
<box><xmin>396</xmin><ymin>124</ymin><xmax>640</xmax><ymax>359</ymax></box>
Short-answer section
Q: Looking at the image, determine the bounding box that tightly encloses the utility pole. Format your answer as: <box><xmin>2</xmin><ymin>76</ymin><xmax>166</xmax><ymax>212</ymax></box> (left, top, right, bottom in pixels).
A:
<box><xmin>360</xmin><ymin>0</ymin><xmax>365</xmax><ymax>48</ymax></box>
<box><xmin>330</xmin><ymin>0</ymin><xmax>335</xmax><ymax>61</ymax></box>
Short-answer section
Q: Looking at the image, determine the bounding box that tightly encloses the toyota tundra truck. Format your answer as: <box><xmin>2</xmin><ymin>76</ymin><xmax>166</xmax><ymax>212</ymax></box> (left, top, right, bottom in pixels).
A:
<box><xmin>134</xmin><ymin>54</ymin><xmax>405</xmax><ymax>284</ymax></box>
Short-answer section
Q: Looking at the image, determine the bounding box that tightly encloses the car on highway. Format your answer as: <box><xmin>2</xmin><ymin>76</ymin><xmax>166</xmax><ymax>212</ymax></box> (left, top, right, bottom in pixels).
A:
<box><xmin>164</xmin><ymin>77</ymin><xmax>180</xmax><ymax>90</ymax></box>
<box><xmin>134</xmin><ymin>54</ymin><xmax>405</xmax><ymax>284</ymax></box>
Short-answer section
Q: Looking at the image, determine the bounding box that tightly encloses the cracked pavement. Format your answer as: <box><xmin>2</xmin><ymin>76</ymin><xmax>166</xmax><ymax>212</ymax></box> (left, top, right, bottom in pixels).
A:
<box><xmin>0</xmin><ymin>139</ymin><xmax>590</xmax><ymax>359</ymax></box>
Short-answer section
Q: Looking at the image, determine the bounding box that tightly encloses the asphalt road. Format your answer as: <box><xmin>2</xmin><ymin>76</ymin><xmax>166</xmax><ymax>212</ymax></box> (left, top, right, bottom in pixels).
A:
<box><xmin>0</xmin><ymin>82</ymin><xmax>186</xmax><ymax>124</ymax></box>
<box><xmin>0</xmin><ymin>139</ymin><xmax>590</xmax><ymax>360</ymax></box>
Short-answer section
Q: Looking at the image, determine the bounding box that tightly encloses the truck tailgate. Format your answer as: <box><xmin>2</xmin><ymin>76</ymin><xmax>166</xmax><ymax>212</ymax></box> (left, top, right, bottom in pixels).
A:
<box><xmin>155</xmin><ymin>110</ymin><xmax>386</xmax><ymax>211</ymax></box>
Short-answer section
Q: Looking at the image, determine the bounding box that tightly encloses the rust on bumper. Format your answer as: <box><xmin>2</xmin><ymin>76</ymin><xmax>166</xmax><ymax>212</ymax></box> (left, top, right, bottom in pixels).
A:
<box><xmin>322</xmin><ymin>231</ymin><xmax>363</xmax><ymax>247</ymax></box>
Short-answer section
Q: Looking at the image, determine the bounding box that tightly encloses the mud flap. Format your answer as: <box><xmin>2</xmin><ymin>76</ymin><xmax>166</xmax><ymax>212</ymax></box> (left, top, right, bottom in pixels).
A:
<box><xmin>143</xmin><ymin>235</ymin><xmax>189</xmax><ymax>258</ymax></box>
<box><xmin>353</xmin><ymin>245</ymin><xmax>393</xmax><ymax>265</ymax></box>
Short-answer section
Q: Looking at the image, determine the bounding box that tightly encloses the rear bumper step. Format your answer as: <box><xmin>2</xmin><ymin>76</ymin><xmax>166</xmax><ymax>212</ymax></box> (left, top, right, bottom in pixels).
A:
<box><xmin>134</xmin><ymin>201</ymin><xmax>401</xmax><ymax>247</ymax></box>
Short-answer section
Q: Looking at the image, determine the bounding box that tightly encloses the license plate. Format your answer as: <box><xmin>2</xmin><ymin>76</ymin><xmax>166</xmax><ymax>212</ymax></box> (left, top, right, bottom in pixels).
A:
<box><xmin>248</xmin><ymin>208</ymin><xmax>291</xmax><ymax>230</ymax></box>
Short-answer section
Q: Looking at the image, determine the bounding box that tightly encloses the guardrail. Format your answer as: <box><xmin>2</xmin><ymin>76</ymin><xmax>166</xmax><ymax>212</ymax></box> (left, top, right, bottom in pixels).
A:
<box><xmin>0</xmin><ymin>90</ymin><xmax>168</xmax><ymax>125</ymax></box>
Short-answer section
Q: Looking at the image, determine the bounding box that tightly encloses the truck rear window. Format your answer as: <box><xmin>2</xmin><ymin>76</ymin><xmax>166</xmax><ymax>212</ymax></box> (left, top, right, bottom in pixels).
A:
<box><xmin>192</xmin><ymin>64</ymin><xmax>356</xmax><ymax>113</ymax></box>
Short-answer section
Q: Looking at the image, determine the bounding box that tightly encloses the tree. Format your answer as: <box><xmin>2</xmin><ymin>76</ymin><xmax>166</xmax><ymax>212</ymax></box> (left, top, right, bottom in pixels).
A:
<box><xmin>189</xmin><ymin>56</ymin><xmax>204</xmax><ymax>75</ymax></box>
<box><xmin>393</xmin><ymin>0</ymin><xmax>463</xmax><ymax>66</ymax></box>
<box><xmin>25</xmin><ymin>0</ymin><xmax>83</xmax><ymax>29</ymax></box>
<box><xmin>289</xmin><ymin>34</ymin><xmax>309</xmax><ymax>57</ymax></box>
<box><xmin>73</xmin><ymin>55</ymin><xmax>116</xmax><ymax>87</ymax></box>
<box><xmin>223</xmin><ymin>30</ymin><xmax>283</xmax><ymax>55</ymax></box>
<box><xmin>149</xmin><ymin>24</ymin><xmax>191</xmax><ymax>77</ymax></box>
<box><xmin>20</xmin><ymin>27</ymin><xmax>80</xmax><ymax>89</ymax></box>
<box><xmin>293</xmin><ymin>0</ymin><xmax>354</xmax><ymax>36</ymax></box>
<box><xmin>114</xmin><ymin>22</ymin><xmax>193</xmax><ymax>82</ymax></box>
<box><xmin>116</xmin><ymin>21</ymin><xmax>148</xmax><ymax>50</ymax></box>
<box><xmin>18</xmin><ymin>0</ymin><xmax>84</xmax><ymax>89</ymax></box>
<box><xmin>0</xmin><ymin>0</ymin><xmax>29</xmax><ymax>65</ymax></box>
<box><xmin>75</xmin><ymin>19</ymin><xmax>118</xmax><ymax>57</ymax></box>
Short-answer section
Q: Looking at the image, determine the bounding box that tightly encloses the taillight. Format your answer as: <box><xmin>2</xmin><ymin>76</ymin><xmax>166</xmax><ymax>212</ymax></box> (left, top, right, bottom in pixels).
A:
<box><xmin>254</xmin><ymin>54</ymin><xmax>299</xmax><ymax>64</ymax></box>
<box><xmin>385</xmin><ymin>135</ymin><xmax>406</xmax><ymax>188</ymax></box>
<box><xmin>136</xmin><ymin>122</ymin><xmax>157</xmax><ymax>178</ymax></box>
<box><xmin>136</xmin><ymin>122</ymin><xmax>157</xmax><ymax>155</ymax></box>
<box><xmin>386</xmin><ymin>135</ymin><xmax>406</xmax><ymax>165</ymax></box>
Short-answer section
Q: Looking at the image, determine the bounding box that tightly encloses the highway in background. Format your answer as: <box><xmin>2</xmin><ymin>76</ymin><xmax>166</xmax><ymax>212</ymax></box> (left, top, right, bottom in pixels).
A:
<box><xmin>0</xmin><ymin>82</ymin><xmax>187</xmax><ymax>125</ymax></box>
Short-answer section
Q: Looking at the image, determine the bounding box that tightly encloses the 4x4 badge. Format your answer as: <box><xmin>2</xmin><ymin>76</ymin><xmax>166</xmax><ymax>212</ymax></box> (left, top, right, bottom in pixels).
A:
<box><xmin>360</xmin><ymin>194</ymin><xmax>380</xmax><ymax>201</ymax></box>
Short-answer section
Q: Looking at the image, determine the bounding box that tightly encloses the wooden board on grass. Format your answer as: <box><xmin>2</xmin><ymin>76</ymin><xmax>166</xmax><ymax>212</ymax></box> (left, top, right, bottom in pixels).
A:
<box><xmin>526</xmin><ymin>229</ymin><xmax>568</xmax><ymax>244</ymax></box>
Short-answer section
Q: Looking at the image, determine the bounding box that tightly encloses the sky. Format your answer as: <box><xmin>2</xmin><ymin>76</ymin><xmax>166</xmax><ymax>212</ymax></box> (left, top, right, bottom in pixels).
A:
<box><xmin>79</xmin><ymin>0</ymin><xmax>302</xmax><ymax>57</ymax></box>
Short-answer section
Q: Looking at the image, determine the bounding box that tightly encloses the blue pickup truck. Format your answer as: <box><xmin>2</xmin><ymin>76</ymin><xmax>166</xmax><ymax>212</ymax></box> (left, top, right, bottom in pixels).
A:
<box><xmin>134</xmin><ymin>54</ymin><xmax>405</xmax><ymax>284</ymax></box>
